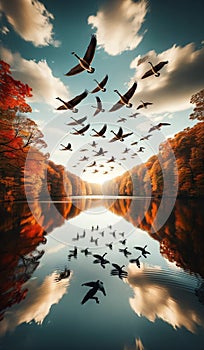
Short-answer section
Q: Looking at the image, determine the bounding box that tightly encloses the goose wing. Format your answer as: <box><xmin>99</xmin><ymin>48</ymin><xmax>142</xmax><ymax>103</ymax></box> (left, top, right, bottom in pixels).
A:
<box><xmin>141</xmin><ymin>68</ymin><xmax>154</xmax><ymax>79</ymax></box>
<box><xmin>67</xmin><ymin>116</ymin><xmax>87</xmax><ymax>125</ymax></box>
<box><xmin>93</xmin><ymin>254</ymin><xmax>102</xmax><ymax>260</ymax></box>
<box><xmin>137</xmin><ymin>103</ymin><xmax>144</xmax><ymax>110</ymax></box>
<box><xmin>109</xmin><ymin>100</ymin><xmax>123</xmax><ymax>112</ymax></box>
<box><xmin>154</xmin><ymin>60</ymin><xmax>168</xmax><ymax>72</ymax></box>
<box><xmin>99</xmin><ymin>124</ymin><xmax>107</xmax><ymax>136</ymax></box>
<box><xmin>65</xmin><ymin>64</ymin><xmax>84</xmax><ymax>76</ymax></box>
<box><xmin>91</xmin><ymin>74</ymin><xmax>108</xmax><ymax>93</ymax></box>
<box><xmin>82</xmin><ymin>281</ymin><xmax>97</xmax><ymax>287</ymax></box>
<box><xmin>57</xmin><ymin>105</ymin><xmax>67</xmax><ymax>110</ymax></box>
<box><xmin>69</xmin><ymin>89</ymin><xmax>88</xmax><ymax>107</ymax></box>
<box><xmin>77</xmin><ymin>124</ymin><xmax>90</xmax><ymax>134</ymax></box>
<box><xmin>122</xmin><ymin>132</ymin><xmax>133</xmax><ymax>139</ymax></box>
<box><xmin>96</xmin><ymin>96</ymin><xmax>103</xmax><ymax>109</ymax></box>
<box><xmin>83</xmin><ymin>35</ymin><xmax>97</xmax><ymax>64</ymax></box>
<box><xmin>123</xmin><ymin>82</ymin><xmax>137</xmax><ymax>100</ymax></box>
<box><xmin>158</xmin><ymin>122</ymin><xmax>171</xmax><ymax>127</ymax></box>
<box><xmin>112</xmin><ymin>263</ymin><xmax>121</xmax><ymax>270</ymax></box>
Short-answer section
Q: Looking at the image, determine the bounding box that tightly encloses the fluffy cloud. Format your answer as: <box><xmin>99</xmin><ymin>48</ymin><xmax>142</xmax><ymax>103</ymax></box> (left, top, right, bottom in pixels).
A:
<box><xmin>127</xmin><ymin>264</ymin><xmax>204</xmax><ymax>333</ymax></box>
<box><xmin>0</xmin><ymin>272</ymin><xmax>72</xmax><ymax>335</ymax></box>
<box><xmin>0</xmin><ymin>0</ymin><xmax>59</xmax><ymax>47</ymax></box>
<box><xmin>0</xmin><ymin>47</ymin><xmax>69</xmax><ymax>107</ymax></box>
<box><xmin>129</xmin><ymin>43</ymin><xmax>204</xmax><ymax>114</ymax></box>
<box><xmin>88</xmin><ymin>0</ymin><xmax>148</xmax><ymax>56</ymax></box>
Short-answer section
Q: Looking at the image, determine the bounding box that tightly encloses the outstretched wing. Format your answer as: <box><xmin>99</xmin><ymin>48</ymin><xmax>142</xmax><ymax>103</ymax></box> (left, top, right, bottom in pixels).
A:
<box><xmin>96</xmin><ymin>96</ymin><xmax>103</xmax><ymax>109</ymax></box>
<box><xmin>65</xmin><ymin>64</ymin><xmax>84</xmax><ymax>76</ymax></box>
<box><xmin>99</xmin><ymin>124</ymin><xmax>107</xmax><ymax>136</ymax></box>
<box><xmin>154</xmin><ymin>60</ymin><xmax>168</xmax><ymax>72</ymax></box>
<box><xmin>83</xmin><ymin>35</ymin><xmax>97</xmax><ymax>64</ymax></box>
<box><xmin>82</xmin><ymin>281</ymin><xmax>96</xmax><ymax>288</ymax></box>
<box><xmin>69</xmin><ymin>90</ymin><xmax>88</xmax><ymax>107</ymax></box>
<box><xmin>78</xmin><ymin>123</ymin><xmax>90</xmax><ymax>134</ymax></box>
<box><xmin>122</xmin><ymin>132</ymin><xmax>133</xmax><ymax>139</ymax></box>
<box><xmin>91</xmin><ymin>75</ymin><xmax>108</xmax><ymax>93</ymax></box>
<box><xmin>158</xmin><ymin>122</ymin><xmax>171</xmax><ymax>127</ymax></box>
<box><xmin>141</xmin><ymin>68</ymin><xmax>153</xmax><ymax>79</ymax></box>
<box><xmin>56</xmin><ymin>105</ymin><xmax>67</xmax><ymax>110</ymax></box>
<box><xmin>112</xmin><ymin>263</ymin><xmax>120</xmax><ymax>270</ymax></box>
<box><xmin>123</xmin><ymin>82</ymin><xmax>137</xmax><ymax>100</ymax></box>
<box><xmin>117</xmin><ymin>127</ymin><xmax>123</xmax><ymax>138</ymax></box>
<box><xmin>109</xmin><ymin>100</ymin><xmax>123</xmax><ymax>112</ymax></box>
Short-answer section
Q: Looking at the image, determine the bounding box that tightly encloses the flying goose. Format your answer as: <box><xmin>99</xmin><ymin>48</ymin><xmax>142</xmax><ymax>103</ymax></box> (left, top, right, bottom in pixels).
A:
<box><xmin>92</xmin><ymin>96</ymin><xmax>105</xmax><ymax>116</ymax></box>
<box><xmin>111</xmin><ymin>263</ymin><xmax>128</xmax><ymax>279</ymax></box>
<box><xmin>128</xmin><ymin>112</ymin><xmax>140</xmax><ymax>118</ymax></box>
<box><xmin>93</xmin><ymin>147</ymin><xmax>108</xmax><ymax>156</ymax></box>
<box><xmin>148</xmin><ymin>122</ymin><xmax>171</xmax><ymax>133</ymax></box>
<box><xmin>91</xmin><ymin>74</ymin><xmax>108</xmax><ymax>93</ymax></box>
<box><xmin>60</xmin><ymin>142</ymin><xmax>72</xmax><ymax>151</ymax></box>
<box><xmin>129</xmin><ymin>255</ymin><xmax>142</xmax><ymax>268</ymax></box>
<box><xmin>140</xmin><ymin>134</ymin><xmax>152</xmax><ymax>141</ymax></box>
<box><xmin>68</xmin><ymin>247</ymin><xmax>77</xmax><ymax>261</ymax></box>
<box><xmin>106</xmin><ymin>156</ymin><xmax>116</xmax><ymax>163</ymax></box>
<box><xmin>109</xmin><ymin>82</ymin><xmax>137</xmax><ymax>112</ymax></box>
<box><xmin>137</xmin><ymin>100</ymin><xmax>153</xmax><ymax>110</ymax></box>
<box><xmin>91</xmin><ymin>124</ymin><xmax>107</xmax><ymax>138</ymax></box>
<box><xmin>117</xmin><ymin>117</ymin><xmax>127</xmax><ymax>123</ymax></box>
<box><xmin>72</xmin><ymin>233</ymin><xmax>79</xmax><ymax>241</ymax></box>
<box><xmin>56</xmin><ymin>89</ymin><xmax>88</xmax><ymax>113</ymax></box>
<box><xmin>93</xmin><ymin>253</ymin><xmax>110</xmax><ymax>268</ymax></box>
<box><xmin>89</xmin><ymin>140</ymin><xmax>98</xmax><ymax>147</ymax></box>
<box><xmin>66</xmin><ymin>116</ymin><xmax>87</xmax><ymax>126</ymax></box>
<box><xmin>138</xmin><ymin>146</ymin><xmax>145</xmax><ymax>152</ymax></box>
<box><xmin>141</xmin><ymin>61</ymin><xmax>168</xmax><ymax>79</ymax></box>
<box><xmin>87</xmin><ymin>161</ymin><xmax>97</xmax><ymax>167</ymax></box>
<box><xmin>134</xmin><ymin>245</ymin><xmax>150</xmax><ymax>258</ymax></box>
<box><xmin>81</xmin><ymin>280</ymin><xmax>106</xmax><ymax>305</ymax></box>
<box><xmin>119</xmin><ymin>247</ymin><xmax>131</xmax><ymax>257</ymax></box>
<box><xmin>70</xmin><ymin>123</ymin><xmax>90</xmax><ymax>135</ymax></box>
<box><xmin>65</xmin><ymin>35</ymin><xmax>97</xmax><ymax>76</ymax></box>
<box><xmin>81</xmin><ymin>248</ymin><xmax>92</xmax><ymax>256</ymax></box>
<box><xmin>109</xmin><ymin>127</ymin><xmax>133</xmax><ymax>142</ymax></box>
<box><xmin>79</xmin><ymin>156</ymin><xmax>89</xmax><ymax>161</ymax></box>
<box><xmin>105</xmin><ymin>242</ymin><xmax>113</xmax><ymax>250</ymax></box>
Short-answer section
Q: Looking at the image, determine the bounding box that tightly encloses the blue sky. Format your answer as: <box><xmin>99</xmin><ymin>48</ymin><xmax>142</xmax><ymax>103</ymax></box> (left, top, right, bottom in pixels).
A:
<box><xmin>0</xmin><ymin>0</ymin><xmax>204</xmax><ymax>183</ymax></box>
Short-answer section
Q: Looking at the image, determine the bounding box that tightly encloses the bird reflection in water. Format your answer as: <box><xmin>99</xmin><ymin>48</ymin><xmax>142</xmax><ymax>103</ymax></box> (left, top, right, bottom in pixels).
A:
<box><xmin>81</xmin><ymin>280</ymin><xmax>106</xmax><ymax>305</ymax></box>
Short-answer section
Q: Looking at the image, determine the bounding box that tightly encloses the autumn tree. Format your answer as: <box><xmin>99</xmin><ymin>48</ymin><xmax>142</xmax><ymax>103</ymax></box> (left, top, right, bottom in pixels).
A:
<box><xmin>189</xmin><ymin>89</ymin><xmax>204</xmax><ymax>121</ymax></box>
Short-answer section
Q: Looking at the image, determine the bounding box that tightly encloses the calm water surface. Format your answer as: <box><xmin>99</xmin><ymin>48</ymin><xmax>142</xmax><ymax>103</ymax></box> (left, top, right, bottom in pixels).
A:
<box><xmin>0</xmin><ymin>197</ymin><xmax>204</xmax><ymax>350</ymax></box>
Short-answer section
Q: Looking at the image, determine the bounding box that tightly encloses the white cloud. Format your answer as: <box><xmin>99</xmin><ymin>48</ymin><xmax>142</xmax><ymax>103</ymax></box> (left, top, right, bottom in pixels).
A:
<box><xmin>129</xmin><ymin>43</ymin><xmax>204</xmax><ymax>114</ymax></box>
<box><xmin>0</xmin><ymin>0</ymin><xmax>59</xmax><ymax>47</ymax></box>
<box><xmin>127</xmin><ymin>264</ymin><xmax>204</xmax><ymax>333</ymax></box>
<box><xmin>0</xmin><ymin>47</ymin><xmax>69</xmax><ymax>107</ymax></box>
<box><xmin>88</xmin><ymin>0</ymin><xmax>148</xmax><ymax>56</ymax></box>
<box><xmin>0</xmin><ymin>272</ymin><xmax>72</xmax><ymax>335</ymax></box>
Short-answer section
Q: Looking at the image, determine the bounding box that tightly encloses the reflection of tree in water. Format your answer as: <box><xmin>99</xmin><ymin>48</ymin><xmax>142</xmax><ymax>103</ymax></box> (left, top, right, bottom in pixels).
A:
<box><xmin>106</xmin><ymin>197</ymin><xmax>204</xmax><ymax>278</ymax></box>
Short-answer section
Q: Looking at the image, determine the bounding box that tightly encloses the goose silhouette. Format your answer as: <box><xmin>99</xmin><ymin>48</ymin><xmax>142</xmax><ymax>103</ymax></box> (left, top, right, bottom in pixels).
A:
<box><xmin>66</xmin><ymin>116</ymin><xmax>87</xmax><ymax>126</ymax></box>
<box><xmin>119</xmin><ymin>247</ymin><xmax>131</xmax><ymax>257</ymax></box>
<box><xmin>93</xmin><ymin>147</ymin><xmax>108</xmax><ymax>156</ymax></box>
<box><xmin>129</xmin><ymin>255</ymin><xmax>142</xmax><ymax>268</ymax></box>
<box><xmin>117</xmin><ymin>117</ymin><xmax>127</xmax><ymax>123</ymax></box>
<box><xmin>148</xmin><ymin>122</ymin><xmax>171</xmax><ymax>133</ymax></box>
<box><xmin>56</xmin><ymin>89</ymin><xmax>88</xmax><ymax>113</ymax></box>
<box><xmin>109</xmin><ymin>82</ymin><xmax>137</xmax><ymax>111</ymax></box>
<box><xmin>105</xmin><ymin>242</ymin><xmax>113</xmax><ymax>250</ymax></box>
<box><xmin>141</xmin><ymin>61</ymin><xmax>168</xmax><ymax>79</ymax></box>
<box><xmin>81</xmin><ymin>280</ymin><xmax>106</xmax><ymax>305</ymax></box>
<box><xmin>91</xmin><ymin>124</ymin><xmax>107</xmax><ymax>138</ymax></box>
<box><xmin>68</xmin><ymin>247</ymin><xmax>78</xmax><ymax>261</ymax></box>
<box><xmin>134</xmin><ymin>245</ymin><xmax>150</xmax><ymax>258</ymax></box>
<box><xmin>91</xmin><ymin>74</ymin><xmax>108</xmax><ymax>93</ymax></box>
<box><xmin>87</xmin><ymin>161</ymin><xmax>97</xmax><ymax>167</ymax></box>
<box><xmin>71</xmin><ymin>124</ymin><xmax>90</xmax><ymax>136</ymax></box>
<box><xmin>109</xmin><ymin>127</ymin><xmax>133</xmax><ymax>142</ymax></box>
<box><xmin>65</xmin><ymin>35</ymin><xmax>97</xmax><ymax>76</ymax></box>
<box><xmin>93</xmin><ymin>253</ymin><xmax>110</xmax><ymax>268</ymax></box>
<box><xmin>92</xmin><ymin>96</ymin><xmax>105</xmax><ymax>116</ymax></box>
<box><xmin>137</xmin><ymin>100</ymin><xmax>153</xmax><ymax>110</ymax></box>
<box><xmin>111</xmin><ymin>263</ymin><xmax>128</xmax><ymax>279</ymax></box>
<box><xmin>60</xmin><ymin>142</ymin><xmax>72</xmax><ymax>151</ymax></box>
<box><xmin>81</xmin><ymin>248</ymin><xmax>92</xmax><ymax>256</ymax></box>
<box><xmin>89</xmin><ymin>140</ymin><xmax>98</xmax><ymax>147</ymax></box>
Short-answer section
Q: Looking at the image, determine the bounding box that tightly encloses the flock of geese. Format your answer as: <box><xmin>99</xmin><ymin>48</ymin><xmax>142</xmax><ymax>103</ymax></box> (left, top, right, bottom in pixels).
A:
<box><xmin>56</xmin><ymin>34</ymin><xmax>171</xmax><ymax>176</ymax></box>
<box><xmin>55</xmin><ymin>224</ymin><xmax>151</xmax><ymax>305</ymax></box>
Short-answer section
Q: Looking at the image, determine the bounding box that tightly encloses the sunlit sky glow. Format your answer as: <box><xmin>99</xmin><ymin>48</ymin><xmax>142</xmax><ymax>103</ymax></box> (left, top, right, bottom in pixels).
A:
<box><xmin>0</xmin><ymin>0</ymin><xmax>204</xmax><ymax>183</ymax></box>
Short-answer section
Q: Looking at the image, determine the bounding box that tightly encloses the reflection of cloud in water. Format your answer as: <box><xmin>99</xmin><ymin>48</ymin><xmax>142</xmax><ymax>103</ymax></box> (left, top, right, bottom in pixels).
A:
<box><xmin>127</xmin><ymin>264</ymin><xmax>204</xmax><ymax>333</ymax></box>
<box><xmin>0</xmin><ymin>272</ymin><xmax>72</xmax><ymax>336</ymax></box>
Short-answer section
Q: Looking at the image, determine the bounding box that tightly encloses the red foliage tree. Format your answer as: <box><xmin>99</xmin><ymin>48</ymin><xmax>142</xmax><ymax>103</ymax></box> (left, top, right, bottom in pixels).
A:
<box><xmin>0</xmin><ymin>60</ymin><xmax>32</xmax><ymax>113</ymax></box>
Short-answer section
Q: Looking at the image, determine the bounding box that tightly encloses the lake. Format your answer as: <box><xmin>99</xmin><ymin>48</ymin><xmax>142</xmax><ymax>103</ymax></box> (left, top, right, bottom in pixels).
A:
<box><xmin>0</xmin><ymin>197</ymin><xmax>204</xmax><ymax>350</ymax></box>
